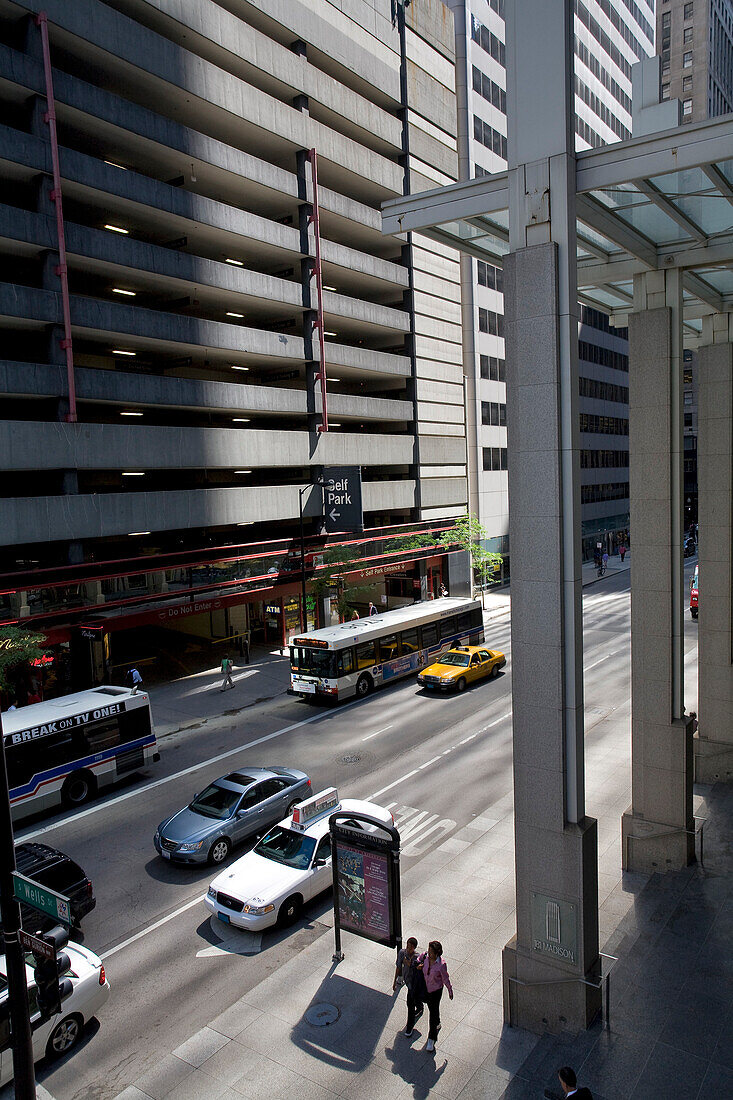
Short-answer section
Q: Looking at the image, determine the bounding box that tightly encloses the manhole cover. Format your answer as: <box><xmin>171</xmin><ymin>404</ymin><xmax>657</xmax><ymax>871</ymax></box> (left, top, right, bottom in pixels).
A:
<box><xmin>340</xmin><ymin>752</ymin><xmax>361</xmax><ymax>765</ymax></box>
<box><xmin>305</xmin><ymin>1003</ymin><xmax>340</xmax><ymax>1027</ymax></box>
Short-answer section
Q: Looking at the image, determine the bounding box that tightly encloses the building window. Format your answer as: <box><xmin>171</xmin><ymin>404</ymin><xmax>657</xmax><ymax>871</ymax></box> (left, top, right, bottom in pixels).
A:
<box><xmin>481</xmin><ymin>401</ymin><xmax>507</xmax><ymax>426</ymax></box>
<box><xmin>662</xmin><ymin>59</ymin><xmax>670</xmax><ymax>74</ymax></box>
<box><xmin>683</xmin><ymin>51</ymin><xmax>693</xmax><ymax>67</ymax></box>
<box><xmin>477</xmin><ymin>260</ymin><xmax>503</xmax><ymax>291</ymax></box>
<box><xmin>478</xmin><ymin>307</ymin><xmax>504</xmax><ymax>337</ymax></box>
<box><xmin>683</xmin><ymin>97</ymin><xmax>693</xmax><ymax>115</ymax></box>
<box><xmin>684</xmin><ymin>412</ymin><xmax>693</xmax><ymax>427</ymax></box>
<box><xmin>683</xmin><ymin>75</ymin><xmax>693</xmax><ymax>91</ymax></box>
<box><xmin>661</xmin><ymin>83</ymin><xmax>671</xmax><ymax>100</ymax></box>
<box><xmin>684</xmin><ymin>3</ymin><xmax>693</xmax><ymax>18</ymax></box>
<box><xmin>683</xmin><ymin>26</ymin><xmax>694</xmax><ymax>43</ymax></box>
<box><xmin>480</xmin><ymin>355</ymin><xmax>506</xmax><ymax>382</ymax></box>
<box><xmin>662</xmin><ymin>11</ymin><xmax>671</xmax><ymax>27</ymax></box>
<box><xmin>482</xmin><ymin>447</ymin><xmax>508</xmax><ymax>471</ymax></box>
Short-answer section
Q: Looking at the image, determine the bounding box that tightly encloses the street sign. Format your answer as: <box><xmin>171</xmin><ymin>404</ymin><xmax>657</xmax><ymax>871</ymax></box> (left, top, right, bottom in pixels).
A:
<box><xmin>322</xmin><ymin>466</ymin><xmax>363</xmax><ymax>534</ymax></box>
<box><xmin>12</xmin><ymin>873</ymin><xmax>71</xmax><ymax>926</ymax></box>
<box><xmin>329</xmin><ymin>811</ymin><xmax>402</xmax><ymax>956</ymax></box>
<box><xmin>18</xmin><ymin>929</ymin><xmax>55</xmax><ymax>960</ymax></box>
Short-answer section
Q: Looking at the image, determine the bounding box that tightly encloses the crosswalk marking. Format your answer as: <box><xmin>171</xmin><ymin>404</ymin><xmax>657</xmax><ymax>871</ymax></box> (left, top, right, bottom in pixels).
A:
<box><xmin>386</xmin><ymin>802</ymin><xmax>458</xmax><ymax>857</ymax></box>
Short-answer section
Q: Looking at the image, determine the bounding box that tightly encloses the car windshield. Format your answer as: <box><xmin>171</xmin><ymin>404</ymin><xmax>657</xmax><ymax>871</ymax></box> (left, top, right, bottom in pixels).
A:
<box><xmin>439</xmin><ymin>652</ymin><xmax>470</xmax><ymax>667</ymax></box>
<box><xmin>290</xmin><ymin>646</ymin><xmax>339</xmax><ymax>677</ymax></box>
<box><xmin>190</xmin><ymin>784</ymin><xmax>240</xmax><ymax>819</ymax></box>
<box><xmin>254</xmin><ymin>827</ymin><xmax>317</xmax><ymax>870</ymax></box>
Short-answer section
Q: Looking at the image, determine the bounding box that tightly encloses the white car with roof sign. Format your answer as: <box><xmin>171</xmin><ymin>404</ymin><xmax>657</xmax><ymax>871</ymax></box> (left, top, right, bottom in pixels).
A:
<box><xmin>205</xmin><ymin>788</ymin><xmax>393</xmax><ymax>930</ymax></box>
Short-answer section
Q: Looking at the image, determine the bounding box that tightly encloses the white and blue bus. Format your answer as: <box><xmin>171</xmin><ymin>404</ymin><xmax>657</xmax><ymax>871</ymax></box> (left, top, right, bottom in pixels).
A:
<box><xmin>290</xmin><ymin>597</ymin><xmax>484</xmax><ymax>702</ymax></box>
<box><xmin>3</xmin><ymin>686</ymin><xmax>159</xmax><ymax>822</ymax></box>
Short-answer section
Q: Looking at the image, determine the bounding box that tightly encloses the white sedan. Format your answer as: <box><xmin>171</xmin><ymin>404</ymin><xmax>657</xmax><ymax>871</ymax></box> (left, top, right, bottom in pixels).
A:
<box><xmin>205</xmin><ymin>788</ymin><xmax>393</xmax><ymax>931</ymax></box>
<box><xmin>0</xmin><ymin>941</ymin><xmax>110</xmax><ymax>1086</ymax></box>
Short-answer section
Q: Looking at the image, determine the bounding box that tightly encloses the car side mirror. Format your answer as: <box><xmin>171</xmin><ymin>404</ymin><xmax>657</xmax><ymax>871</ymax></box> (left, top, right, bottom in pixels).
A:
<box><xmin>313</xmin><ymin>858</ymin><xmax>327</xmax><ymax>868</ymax></box>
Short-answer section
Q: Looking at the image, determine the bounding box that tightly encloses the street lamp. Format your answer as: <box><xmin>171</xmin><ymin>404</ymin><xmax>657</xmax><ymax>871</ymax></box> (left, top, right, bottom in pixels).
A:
<box><xmin>298</xmin><ymin>478</ymin><xmax>330</xmax><ymax>632</ymax></box>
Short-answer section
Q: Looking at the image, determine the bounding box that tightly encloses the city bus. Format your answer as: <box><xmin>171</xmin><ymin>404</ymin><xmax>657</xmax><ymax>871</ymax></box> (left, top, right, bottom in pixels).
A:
<box><xmin>2</xmin><ymin>686</ymin><xmax>159</xmax><ymax>822</ymax></box>
<box><xmin>289</xmin><ymin>597</ymin><xmax>484</xmax><ymax>702</ymax></box>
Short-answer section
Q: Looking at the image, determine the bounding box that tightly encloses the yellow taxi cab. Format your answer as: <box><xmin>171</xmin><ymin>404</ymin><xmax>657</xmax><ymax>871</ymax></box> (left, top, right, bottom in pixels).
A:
<box><xmin>417</xmin><ymin>644</ymin><xmax>506</xmax><ymax>693</ymax></box>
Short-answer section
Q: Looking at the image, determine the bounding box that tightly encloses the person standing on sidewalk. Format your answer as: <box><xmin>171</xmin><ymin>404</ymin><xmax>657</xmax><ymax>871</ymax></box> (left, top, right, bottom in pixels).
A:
<box><xmin>619</xmin><ymin>543</ymin><xmax>626</xmax><ymax>562</ymax></box>
<box><xmin>220</xmin><ymin>654</ymin><xmax>234</xmax><ymax>691</ymax></box>
<box><xmin>602</xmin><ymin>550</ymin><xmax>609</xmax><ymax>572</ymax></box>
<box><xmin>393</xmin><ymin>937</ymin><xmax>423</xmax><ymax>1036</ymax></box>
<box><xmin>368</xmin><ymin>601</ymin><xmax>378</xmax><ymax>616</ymax></box>
<box><xmin>417</xmin><ymin>940</ymin><xmax>453</xmax><ymax>1052</ymax></box>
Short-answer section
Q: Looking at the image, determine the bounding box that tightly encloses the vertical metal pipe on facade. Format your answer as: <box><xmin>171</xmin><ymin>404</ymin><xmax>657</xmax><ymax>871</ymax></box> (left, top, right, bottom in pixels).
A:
<box><xmin>37</xmin><ymin>11</ymin><xmax>77</xmax><ymax>423</ymax></box>
<box><xmin>307</xmin><ymin>149</ymin><xmax>328</xmax><ymax>433</ymax></box>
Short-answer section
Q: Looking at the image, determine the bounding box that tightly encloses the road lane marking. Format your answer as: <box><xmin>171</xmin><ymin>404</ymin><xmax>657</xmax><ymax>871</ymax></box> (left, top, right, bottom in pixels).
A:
<box><xmin>419</xmin><ymin>756</ymin><xmax>442</xmax><ymax>769</ymax></box>
<box><xmin>103</xmin><ymin>893</ymin><xmax>205</xmax><ymax>960</ymax></box>
<box><xmin>17</xmin><ymin>697</ymin><xmax>365</xmax><ymax>841</ymax></box>
<box><xmin>390</xmin><ymin>804</ymin><xmax>457</xmax><ymax>856</ymax></box>
<box><xmin>369</xmin><ymin>768</ymin><xmax>422</xmax><ymax>800</ymax></box>
<box><xmin>586</xmin><ymin>654</ymin><xmax>611</xmax><ymax>670</ymax></box>
<box><xmin>361</xmin><ymin>724</ymin><xmax>393</xmax><ymax>742</ymax></box>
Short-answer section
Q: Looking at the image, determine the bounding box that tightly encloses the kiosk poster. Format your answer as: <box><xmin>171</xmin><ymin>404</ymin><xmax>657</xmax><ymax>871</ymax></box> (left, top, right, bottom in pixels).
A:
<box><xmin>335</xmin><ymin>841</ymin><xmax>392</xmax><ymax>944</ymax></box>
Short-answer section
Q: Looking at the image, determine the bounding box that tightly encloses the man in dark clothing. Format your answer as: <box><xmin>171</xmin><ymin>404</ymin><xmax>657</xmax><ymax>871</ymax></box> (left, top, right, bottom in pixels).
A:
<box><xmin>544</xmin><ymin>1065</ymin><xmax>593</xmax><ymax>1099</ymax></box>
<box><xmin>393</xmin><ymin>937</ymin><xmax>423</xmax><ymax>1036</ymax></box>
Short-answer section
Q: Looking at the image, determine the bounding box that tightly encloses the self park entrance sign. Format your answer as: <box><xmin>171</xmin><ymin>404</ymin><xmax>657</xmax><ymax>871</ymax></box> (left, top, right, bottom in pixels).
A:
<box><xmin>323</xmin><ymin>467</ymin><xmax>363</xmax><ymax>534</ymax></box>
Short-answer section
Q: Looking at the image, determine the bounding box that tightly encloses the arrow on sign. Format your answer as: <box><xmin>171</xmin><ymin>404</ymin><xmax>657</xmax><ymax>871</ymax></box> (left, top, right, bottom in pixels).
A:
<box><xmin>329</xmin><ymin>509</ymin><xmax>340</xmax><ymax>523</ymax></box>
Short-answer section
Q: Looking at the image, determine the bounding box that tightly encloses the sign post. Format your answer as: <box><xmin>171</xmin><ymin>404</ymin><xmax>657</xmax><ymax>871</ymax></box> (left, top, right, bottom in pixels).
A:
<box><xmin>322</xmin><ymin>467</ymin><xmax>363</xmax><ymax>534</ymax></box>
<box><xmin>329</xmin><ymin>811</ymin><xmax>401</xmax><ymax>962</ymax></box>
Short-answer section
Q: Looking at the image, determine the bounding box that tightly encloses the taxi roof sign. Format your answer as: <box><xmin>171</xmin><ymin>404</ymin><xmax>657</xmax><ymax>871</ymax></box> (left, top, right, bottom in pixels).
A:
<box><xmin>291</xmin><ymin>787</ymin><xmax>340</xmax><ymax>831</ymax></box>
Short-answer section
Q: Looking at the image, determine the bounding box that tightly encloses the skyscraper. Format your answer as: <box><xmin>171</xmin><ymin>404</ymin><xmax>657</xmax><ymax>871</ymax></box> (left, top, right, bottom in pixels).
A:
<box><xmin>448</xmin><ymin>0</ymin><xmax>656</xmax><ymax>562</ymax></box>
<box><xmin>658</xmin><ymin>0</ymin><xmax>733</xmax><ymax>122</ymax></box>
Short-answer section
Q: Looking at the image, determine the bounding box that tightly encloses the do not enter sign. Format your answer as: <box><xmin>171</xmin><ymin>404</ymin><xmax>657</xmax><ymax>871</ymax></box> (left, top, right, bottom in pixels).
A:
<box><xmin>323</xmin><ymin>467</ymin><xmax>363</xmax><ymax>533</ymax></box>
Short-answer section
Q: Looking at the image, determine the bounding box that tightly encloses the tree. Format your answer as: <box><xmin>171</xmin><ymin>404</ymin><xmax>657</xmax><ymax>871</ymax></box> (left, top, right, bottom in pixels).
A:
<box><xmin>0</xmin><ymin>627</ymin><xmax>47</xmax><ymax>692</ymax></box>
<box><xmin>439</xmin><ymin>515</ymin><xmax>504</xmax><ymax>597</ymax></box>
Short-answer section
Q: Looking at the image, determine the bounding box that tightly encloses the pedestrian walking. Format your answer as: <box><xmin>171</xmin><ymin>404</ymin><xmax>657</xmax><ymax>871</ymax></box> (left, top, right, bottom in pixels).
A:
<box><xmin>351</xmin><ymin>608</ymin><xmax>360</xmax><ymax>621</ymax></box>
<box><xmin>220</xmin><ymin>654</ymin><xmax>234</xmax><ymax>691</ymax></box>
<box><xmin>126</xmin><ymin>666</ymin><xmax>143</xmax><ymax>694</ymax></box>
<box><xmin>368</xmin><ymin>601</ymin><xmax>378</xmax><ymax>616</ymax></box>
<box><xmin>602</xmin><ymin>550</ymin><xmax>609</xmax><ymax>571</ymax></box>
<box><xmin>439</xmin><ymin>583</ymin><xmax>448</xmax><ymax>598</ymax></box>
<box><xmin>416</xmin><ymin>940</ymin><xmax>453</xmax><ymax>1052</ymax></box>
<box><xmin>593</xmin><ymin>547</ymin><xmax>601</xmax><ymax>570</ymax></box>
<box><xmin>619</xmin><ymin>544</ymin><xmax>626</xmax><ymax>562</ymax></box>
<box><xmin>393</xmin><ymin>937</ymin><xmax>425</xmax><ymax>1036</ymax></box>
<box><xmin>543</xmin><ymin>1065</ymin><xmax>593</xmax><ymax>1099</ymax></box>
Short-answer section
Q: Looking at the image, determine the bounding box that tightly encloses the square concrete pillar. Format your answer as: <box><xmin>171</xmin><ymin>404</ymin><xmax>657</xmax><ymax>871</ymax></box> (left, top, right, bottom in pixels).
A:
<box><xmin>694</xmin><ymin>323</ymin><xmax>733</xmax><ymax>782</ymax></box>
<box><xmin>622</xmin><ymin>272</ymin><xmax>695</xmax><ymax>872</ymax></box>
<box><xmin>501</xmin><ymin>243</ymin><xmax>601</xmax><ymax>1034</ymax></box>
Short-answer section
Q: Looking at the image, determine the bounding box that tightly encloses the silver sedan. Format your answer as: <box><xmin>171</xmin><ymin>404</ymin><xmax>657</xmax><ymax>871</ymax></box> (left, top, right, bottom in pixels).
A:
<box><xmin>154</xmin><ymin>767</ymin><xmax>312</xmax><ymax>865</ymax></box>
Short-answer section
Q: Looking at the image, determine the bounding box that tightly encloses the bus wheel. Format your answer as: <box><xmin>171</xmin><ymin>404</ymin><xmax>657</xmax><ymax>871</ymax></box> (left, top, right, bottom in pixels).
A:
<box><xmin>356</xmin><ymin>674</ymin><xmax>373</xmax><ymax>698</ymax></box>
<box><xmin>61</xmin><ymin>770</ymin><xmax>97</xmax><ymax>808</ymax></box>
<box><xmin>456</xmin><ymin>677</ymin><xmax>467</xmax><ymax>693</ymax></box>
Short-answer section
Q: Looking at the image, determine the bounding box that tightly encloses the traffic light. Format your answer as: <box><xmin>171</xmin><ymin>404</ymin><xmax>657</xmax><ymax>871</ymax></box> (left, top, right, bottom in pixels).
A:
<box><xmin>32</xmin><ymin>926</ymin><xmax>73</xmax><ymax>1018</ymax></box>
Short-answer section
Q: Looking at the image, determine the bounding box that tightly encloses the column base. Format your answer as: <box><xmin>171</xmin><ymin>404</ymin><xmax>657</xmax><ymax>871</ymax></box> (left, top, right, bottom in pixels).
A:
<box><xmin>502</xmin><ymin>937</ymin><xmax>601</xmax><ymax>1034</ymax></box>
<box><xmin>694</xmin><ymin>733</ymin><xmax>733</xmax><ymax>784</ymax></box>
<box><xmin>622</xmin><ymin>809</ymin><xmax>695</xmax><ymax>873</ymax></box>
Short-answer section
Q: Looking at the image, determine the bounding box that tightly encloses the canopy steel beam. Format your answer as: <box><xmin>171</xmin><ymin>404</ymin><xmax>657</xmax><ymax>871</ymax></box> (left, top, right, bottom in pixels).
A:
<box><xmin>381</xmin><ymin>172</ymin><xmax>509</xmax><ymax>235</ymax></box>
<box><xmin>576</xmin><ymin>193</ymin><xmax>658</xmax><ymax>267</ymax></box>
<box><xmin>577</xmin><ymin>115</ymin><xmax>733</xmax><ymax>193</ymax></box>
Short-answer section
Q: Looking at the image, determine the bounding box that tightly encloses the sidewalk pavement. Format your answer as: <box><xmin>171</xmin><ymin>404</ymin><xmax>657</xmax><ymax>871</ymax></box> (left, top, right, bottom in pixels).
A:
<box><xmin>111</xmin><ymin>713</ymin><xmax>733</xmax><ymax>1099</ymax></box>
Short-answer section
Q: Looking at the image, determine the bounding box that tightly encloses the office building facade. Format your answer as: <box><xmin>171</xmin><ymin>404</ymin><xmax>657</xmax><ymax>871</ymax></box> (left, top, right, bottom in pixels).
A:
<box><xmin>0</xmin><ymin>0</ymin><xmax>469</xmax><ymax>684</ymax></box>
<box><xmin>448</xmin><ymin>0</ymin><xmax>655</xmax><ymax>559</ymax></box>
<box><xmin>658</xmin><ymin>0</ymin><xmax>733</xmax><ymax>121</ymax></box>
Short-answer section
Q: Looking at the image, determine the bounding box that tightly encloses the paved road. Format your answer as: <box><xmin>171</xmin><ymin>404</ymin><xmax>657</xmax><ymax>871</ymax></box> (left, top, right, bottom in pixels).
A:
<box><xmin>17</xmin><ymin>565</ymin><xmax>698</xmax><ymax>1099</ymax></box>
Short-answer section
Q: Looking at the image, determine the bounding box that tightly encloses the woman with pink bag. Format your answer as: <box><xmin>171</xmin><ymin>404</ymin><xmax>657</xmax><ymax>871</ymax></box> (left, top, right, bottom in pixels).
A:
<box><xmin>415</xmin><ymin>940</ymin><xmax>453</xmax><ymax>1052</ymax></box>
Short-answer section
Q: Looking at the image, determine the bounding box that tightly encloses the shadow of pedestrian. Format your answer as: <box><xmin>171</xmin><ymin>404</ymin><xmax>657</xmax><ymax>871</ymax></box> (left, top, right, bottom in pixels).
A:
<box><xmin>382</xmin><ymin>1030</ymin><xmax>448</xmax><ymax>1097</ymax></box>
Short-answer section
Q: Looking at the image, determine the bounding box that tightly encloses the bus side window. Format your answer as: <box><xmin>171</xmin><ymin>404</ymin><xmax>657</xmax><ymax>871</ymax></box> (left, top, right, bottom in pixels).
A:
<box><xmin>420</xmin><ymin>623</ymin><xmax>438</xmax><ymax>648</ymax></box>
<box><xmin>456</xmin><ymin>611</ymin><xmax>473</xmax><ymax>633</ymax></box>
<box><xmin>356</xmin><ymin>641</ymin><xmax>376</xmax><ymax>669</ymax></box>
<box><xmin>401</xmin><ymin>629</ymin><xmax>419</xmax><ymax>654</ymax></box>
<box><xmin>85</xmin><ymin>719</ymin><xmax>120</xmax><ymax>753</ymax></box>
<box><xmin>338</xmin><ymin>649</ymin><xmax>355</xmax><ymax>675</ymax></box>
<box><xmin>471</xmin><ymin>606</ymin><xmax>483</xmax><ymax>630</ymax></box>
<box><xmin>377</xmin><ymin>634</ymin><xmax>399</xmax><ymax>662</ymax></box>
<box><xmin>439</xmin><ymin>616</ymin><xmax>458</xmax><ymax>641</ymax></box>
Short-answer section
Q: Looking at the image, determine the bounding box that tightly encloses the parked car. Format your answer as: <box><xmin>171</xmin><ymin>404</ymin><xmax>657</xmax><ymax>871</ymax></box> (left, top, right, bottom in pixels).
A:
<box><xmin>684</xmin><ymin>536</ymin><xmax>696</xmax><ymax>558</ymax></box>
<box><xmin>0</xmin><ymin>940</ymin><xmax>110</xmax><ymax>1085</ymax></box>
<box><xmin>11</xmin><ymin>843</ymin><xmax>95</xmax><ymax>934</ymax></box>
<box><xmin>154</xmin><ymin>766</ymin><xmax>312</xmax><ymax>865</ymax></box>
<box><xmin>417</xmin><ymin>645</ymin><xmax>506</xmax><ymax>692</ymax></box>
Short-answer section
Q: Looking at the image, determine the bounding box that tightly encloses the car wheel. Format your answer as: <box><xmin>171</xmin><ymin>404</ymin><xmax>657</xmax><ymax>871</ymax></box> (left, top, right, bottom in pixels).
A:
<box><xmin>456</xmin><ymin>677</ymin><xmax>467</xmax><ymax>693</ymax></box>
<box><xmin>61</xmin><ymin>770</ymin><xmax>97</xmax><ymax>808</ymax></box>
<box><xmin>491</xmin><ymin>663</ymin><xmax>500</xmax><ymax>678</ymax></box>
<box><xmin>286</xmin><ymin>800</ymin><xmax>301</xmax><ymax>815</ymax></box>
<box><xmin>277</xmin><ymin>894</ymin><xmax>302</xmax><ymax>927</ymax></box>
<box><xmin>45</xmin><ymin>1014</ymin><xmax>83</xmax><ymax>1060</ymax></box>
<box><xmin>208</xmin><ymin>837</ymin><xmax>231</xmax><ymax>865</ymax></box>
<box><xmin>356</xmin><ymin>674</ymin><xmax>373</xmax><ymax>698</ymax></box>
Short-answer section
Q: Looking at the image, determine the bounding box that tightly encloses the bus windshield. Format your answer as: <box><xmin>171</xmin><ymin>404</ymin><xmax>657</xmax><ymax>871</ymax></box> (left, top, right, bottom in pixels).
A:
<box><xmin>290</xmin><ymin>646</ymin><xmax>338</xmax><ymax>677</ymax></box>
